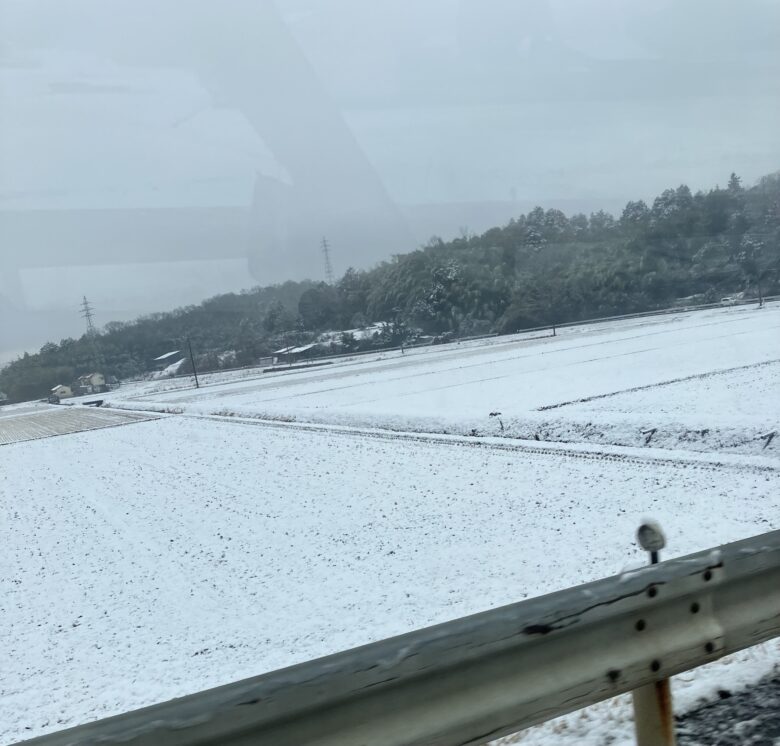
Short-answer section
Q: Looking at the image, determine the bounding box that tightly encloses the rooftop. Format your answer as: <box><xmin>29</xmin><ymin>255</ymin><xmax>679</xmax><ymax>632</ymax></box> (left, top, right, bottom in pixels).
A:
<box><xmin>153</xmin><ymin>350</ymin><xmax>181</xmax><ymax>361</ymax></box>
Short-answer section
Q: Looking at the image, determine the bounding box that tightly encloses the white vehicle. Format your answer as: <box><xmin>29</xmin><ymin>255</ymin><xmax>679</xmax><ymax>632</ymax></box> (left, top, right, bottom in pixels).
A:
<box><xmin>720</xmin><ymin>296</ymin><xmax>738</xmax><ymax>306</ymax></box>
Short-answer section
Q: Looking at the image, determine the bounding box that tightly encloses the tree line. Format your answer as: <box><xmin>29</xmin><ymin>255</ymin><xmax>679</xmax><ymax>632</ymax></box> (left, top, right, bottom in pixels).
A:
<box><xmin>2</xmin><ymin>171</ymin><xmax>778</xmax><ymax>403</ymax></box>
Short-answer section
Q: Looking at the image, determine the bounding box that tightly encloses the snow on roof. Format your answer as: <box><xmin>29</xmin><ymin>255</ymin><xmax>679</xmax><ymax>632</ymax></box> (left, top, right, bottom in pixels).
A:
<box><xmin>151</xmin><ymin>358</ymin><xmax>187</xmax><ymax>379</ymax></box>
<box><xmin>317</xmin><ymin>323</ymin><xmax>388</xmax><ymax>343</ymax></box>
<box><xmin>154</xmin><ymin>350</ymin><xmax>181</xmax><ymax>361</ymax></box>
<box><xmin>165</xmin><ymin>358</ymin><xmax>186</xmax><ymax>373</ymax></box>
<box><xmin>274</xmin><ymin>344</ymin><xmax>316</xmax><ymax>355</ymax></box>
<box><xmin>51</xmin><ymin>384</ymin><xmax>67</xmax><ymax>392</ymax></box>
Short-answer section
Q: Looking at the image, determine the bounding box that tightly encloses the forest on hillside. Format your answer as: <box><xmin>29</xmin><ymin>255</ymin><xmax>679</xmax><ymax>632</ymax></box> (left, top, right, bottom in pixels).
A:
<box><xmin>2</xmin><ymin>171</ymin><xmax>779</xmax><ymax>403</ymax></box>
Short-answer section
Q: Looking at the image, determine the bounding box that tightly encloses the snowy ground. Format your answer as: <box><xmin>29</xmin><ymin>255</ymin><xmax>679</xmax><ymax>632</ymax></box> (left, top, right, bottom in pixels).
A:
<box><xmin>113</xmin><ymin>302</ymin><xmax>780</xmax><ymax>457</ymax></box>
<box><xmin>2</xmin><ymin>302</ymin><xmax>779</xmax><ymax>744</ymax></box>
<box><xmin>676</xmin><ymin>673</ymin><xmax>780</xmax><ymax>745</ymax></box>
<box><xmin>0</xmin><ymin>406</ymin><xmax>158</xmax><ymax>445</ymax></box>
<box><xmin>2</xmin><ymin>415</ymin><xmax>778</xmax><ymax>743</ymax></box>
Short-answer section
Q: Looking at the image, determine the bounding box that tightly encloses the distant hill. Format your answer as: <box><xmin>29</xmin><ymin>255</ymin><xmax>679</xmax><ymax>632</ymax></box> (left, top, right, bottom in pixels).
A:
<box><xmin>2</xmin><ymin>170</ymin><xmax>778</xmax><ymax>403</ymax></box>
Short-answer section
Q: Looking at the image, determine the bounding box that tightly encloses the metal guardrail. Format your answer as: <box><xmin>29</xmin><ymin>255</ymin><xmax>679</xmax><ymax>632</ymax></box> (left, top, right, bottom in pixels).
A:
<box><xmin>18</xmin><ymin>530</ymin><xmax>780</xmax><ymax>746</ymax></box>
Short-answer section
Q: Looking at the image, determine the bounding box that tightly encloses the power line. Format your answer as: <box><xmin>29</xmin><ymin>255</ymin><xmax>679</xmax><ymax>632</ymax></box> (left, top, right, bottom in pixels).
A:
<box><xmin>321</xmin><ymin>236</ymin><xmax>335</xmax><ymax>284</ymax></box>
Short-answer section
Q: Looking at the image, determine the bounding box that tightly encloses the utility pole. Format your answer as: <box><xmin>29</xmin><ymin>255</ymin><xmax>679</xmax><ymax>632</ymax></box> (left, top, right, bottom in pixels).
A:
<box><xmin>755</xmin><ymin>259</ymin><xmax>764</xmax><ymax>309</ymax></box>
<box><xmin>750</xmin><ymin>242</ymin><xmax>764</xmax><ymax>308</ymax></box>
<box><xmin>187</xmin><ymin>337</ymin><xmax>200</xmax><ymax>388</ymax></box>
<box><xmin>321</xmin><ymin>236</ymin><xmax>335</xmax><ymax>284</ymax></box>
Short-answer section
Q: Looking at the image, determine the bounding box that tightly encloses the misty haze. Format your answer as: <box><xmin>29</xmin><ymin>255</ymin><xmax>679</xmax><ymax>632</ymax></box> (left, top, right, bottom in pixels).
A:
<box><xmin>2</xmin><ymin>0</ymin><xmax>779</xmax><ymax>358</ymax></box>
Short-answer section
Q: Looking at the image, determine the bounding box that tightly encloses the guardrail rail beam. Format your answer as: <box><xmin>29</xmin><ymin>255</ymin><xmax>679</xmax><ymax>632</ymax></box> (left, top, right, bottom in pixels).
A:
<box><xmin>16</xmin><ymin>530</ymin><xmax>780</xmax><ymax>746</ymax></box>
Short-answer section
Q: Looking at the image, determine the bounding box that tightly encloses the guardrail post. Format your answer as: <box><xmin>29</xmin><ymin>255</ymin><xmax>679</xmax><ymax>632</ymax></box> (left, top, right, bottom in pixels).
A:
<box><xmin>633</xmin><ymin>680</ymin><xmax>676</xmax><ymax>746</ymax></box>
<box><xmin>632</xmin><ymin>521</ymin><xmax>676</xmax><ymax>746</ymax></box>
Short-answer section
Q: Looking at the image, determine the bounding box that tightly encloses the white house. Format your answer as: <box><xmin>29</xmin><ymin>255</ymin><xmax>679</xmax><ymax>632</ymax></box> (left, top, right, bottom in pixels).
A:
<box><xmin>74</xmin><ymin>372</ymin><xmax>106</xmax><ymax>395</ymax></box>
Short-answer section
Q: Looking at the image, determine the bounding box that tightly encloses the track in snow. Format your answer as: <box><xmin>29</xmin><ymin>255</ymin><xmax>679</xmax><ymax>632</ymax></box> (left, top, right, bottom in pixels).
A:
<box><xmin>182</xmin><ymin>411</ymin><xmax>780</xmax><ymax>477</ymax></box>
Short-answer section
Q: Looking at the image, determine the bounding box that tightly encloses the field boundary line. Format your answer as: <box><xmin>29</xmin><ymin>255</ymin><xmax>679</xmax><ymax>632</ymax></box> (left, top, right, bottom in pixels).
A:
<box><xmin>538</xmin><ymin>357</ymin><xmax>780</xmax><ymax>411</ymax></box>
<box><xmin>161</xmin><ymin>410</ymin><xmax>780</xmax><ymax>475</ymax></box>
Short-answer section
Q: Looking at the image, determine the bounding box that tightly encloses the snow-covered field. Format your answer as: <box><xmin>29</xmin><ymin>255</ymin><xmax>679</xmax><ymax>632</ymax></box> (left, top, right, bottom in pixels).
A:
<box><xmin>1</xmin><ymin>302</ymin><xmax>779</xmax><ymax>745</ymax></box>
<box><xmin>2</xmin><ymin>416</ymin><xmax>778</xmax><ymax>743</ymax></box>
<box><xmin>0</xmin><ymin>406</ymin><xmax>158</xmax><ymax>445</ymax></box>
<box><xmin>115</xmin><ymin>302</ymin><xmax>780</xmax><ymax>457</ymax></box>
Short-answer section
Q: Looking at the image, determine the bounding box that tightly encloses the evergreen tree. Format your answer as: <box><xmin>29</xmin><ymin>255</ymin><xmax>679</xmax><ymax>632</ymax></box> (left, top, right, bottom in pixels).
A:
<box><xmin>3</xmin><ymin>170</ymin><xmax>779</xmax><ymax>403</ymax></box>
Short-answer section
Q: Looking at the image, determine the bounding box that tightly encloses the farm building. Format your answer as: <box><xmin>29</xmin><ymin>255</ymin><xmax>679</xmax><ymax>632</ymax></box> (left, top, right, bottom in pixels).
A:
<box><xmin>50</xmin><ymin>384</ymin><xmax>73</xmax><ymax>401</ymax></box>
<box><xmin>272</xmin><ymin>343</ymin><xmax>317</xmax><ymax>365</ymax></box>
<box><xmin>153</xmin><ymin>350</ymin><xmax>182</xmax><ymax>371</ymax></box>
<box><xmin>317</xmin><ymin>323</ymin><xmax>388</xmax><ymax>344</ymax></box>
<box><xmin>74</xmin><ymin>372</ymin><xmax>107</xmax><ymax>395</ymax></box>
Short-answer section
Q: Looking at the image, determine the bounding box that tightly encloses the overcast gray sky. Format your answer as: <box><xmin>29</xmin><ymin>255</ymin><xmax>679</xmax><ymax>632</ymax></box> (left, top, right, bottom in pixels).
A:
<box><xmin>1</xmin><ymin>0</ymin><xmax>779</xmax><ymax>359</ymax></box>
